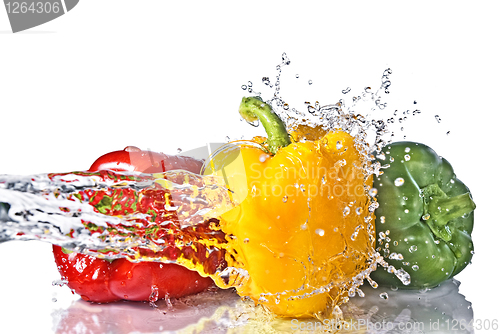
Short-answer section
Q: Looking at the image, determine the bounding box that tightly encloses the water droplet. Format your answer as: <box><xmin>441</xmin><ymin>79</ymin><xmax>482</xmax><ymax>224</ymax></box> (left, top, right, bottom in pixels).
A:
<box><xmin>243</xmin><ymin>238</ymin><xmax>250</xmax><ymax>244</ymax></box>
<box><xmin>422</xmin><ymin>213</ymin><xmax>430</xmax><ymax>221</ymax></box>
<box><xmin>52</xmin><ymin>279</ymin><xmax>68</xmax><ymax>287</ymax></box>
<box><xmin>315</xmin><ymin>228</ymin><xmax>325</xmax><ymax>236</ymax></box>
<box><xmin>343</xmin><ymin>206</ymin><xmax>350</xmax><ymax>216</ymax></box>
<box><xmin>342</xmin><ymin>87</ymin><xmax>351</xmax><ymax>94</ymax></box>
<box><xmin>295</xmin><ymin>74</ymin><xmax>299</xmax><ymax>78</ymax></box>
<box><xmin>308</xmin><ymin>80</ymin><xmax>313</xmax><ymax>85</ymax></box>
<box><xmin>241</xmin><ymin>84</ymin><xmax>247</xmax><ymax>90</ymax></box>
<box><xmin>409</xmin><ymin>245</ymin><xmax>418</xmax><ymax>253</ymax></box>
<box><xmin>262</xmin><ymin>77</ymin><xmax>271</xmax><ymax>86</ymax></box>
<box><xmin>404</xmin><ymin>209</ymin><xmax>409</xmax><ymax>214</ymax></box>
<box><xmin>435</xmin><ymin>115</ymin><xmax>442</xmax><ymax>123</ymax></box>
<box><xmin>395</xmin><ymin>268</ymin><xmax>411</xmax><ymax>285</ymax></box>
<box><xmin>283</xmin><ymin>103</ymin><xmax>289</xmax><ymax>110</ymax></box>
<box><xmin>149</xmin><ymin>285</ymin><xmax>159</xmax><ymax>303</ymax></box>
<box><xmin>404</xmin><ymin>154</ymin><xmax>411</xmax><ymax>161</ymax></box>
<box><xmin>336</xmin><ymin>140</ymin><xmax>343</xmax><ymax>150</ymax></box>
<box><xmin>259</xmin><ymin>154</ymin><xmax>270</xmax><ymax>163</ymax></box>
<box><xmin>380</xmin><ymin>216</ymin><xmax>386</xmax><ymax>224</ymax></box>
<box><xmin>281</xmin><ymin>52</ymin><xmax>291</xmax><ymax>65</ymax></box>
<box><xmin>282</xmin><ymin>196</ymin><xmax>288</xmax><ymax>203</ymax></box>
<box><xmin>389</xmin><ymin>253</ymin><xmax>403</xmax><ymax>260</ymax></box>
<box><xmin>177</xmin><ymin>148</ymin><xmax>182</xmax><ymax>153</ymax></box>
<box><xmin>412</xmin><ymin>264</ymin><xmax>419</xmax><ymax>271</ymax></box>
<box><xmin>394</xmin><ymin>177</ymin><xmax>405</xmax><ymax>186</ymax></box>
<box><xmin>368</xmin><ymin>188</ymin><xmax>378</xmax><ymax>197</ymax></box>
<box><xmin>379</xmin><ymin>292</ymin><xmax>389</xmax><ymax>300</ymax></box>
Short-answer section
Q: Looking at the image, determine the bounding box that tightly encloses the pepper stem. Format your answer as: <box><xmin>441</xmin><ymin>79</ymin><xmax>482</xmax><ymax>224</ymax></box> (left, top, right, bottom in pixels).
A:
<box><xmin>239</xmin><ymin>96</ymin><xmax>291</xmax><ymax>154</ymax></box>
<box><xmin>422</xmin><ymin>184</ymin><xmax>476</xmax><ymax>241</ymax></box>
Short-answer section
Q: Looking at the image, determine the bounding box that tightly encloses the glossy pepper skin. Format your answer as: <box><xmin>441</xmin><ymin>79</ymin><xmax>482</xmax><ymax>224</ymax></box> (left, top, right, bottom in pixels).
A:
<box><xmin>205</xmin><ymin>97</ymin><xmax>376</xmax><ymax>318</ymax></box>
<box><xmin>371</xmin><ymin>142</ymin><xmax>475</xmax><ymax>289</ymax></box>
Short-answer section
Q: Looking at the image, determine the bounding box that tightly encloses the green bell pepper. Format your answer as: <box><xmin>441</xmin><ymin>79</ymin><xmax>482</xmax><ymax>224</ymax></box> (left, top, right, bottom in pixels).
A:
<box><xmin>371</xmin><ymin>141</ymin><xmax>476</xmax><ymax>289</ymax></box>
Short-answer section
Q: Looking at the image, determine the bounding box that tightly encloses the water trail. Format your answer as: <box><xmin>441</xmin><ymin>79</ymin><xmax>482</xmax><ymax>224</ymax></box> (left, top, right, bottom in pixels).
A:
<box><xmin>0</xmin><ymin>170</ymin><xmax>231</xmax><ymax>275</ymax></box>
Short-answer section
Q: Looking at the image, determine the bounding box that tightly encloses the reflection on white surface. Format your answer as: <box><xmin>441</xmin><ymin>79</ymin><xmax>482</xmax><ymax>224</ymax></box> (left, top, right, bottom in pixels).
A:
<box><xmin>52</xmin><ymin>289</ymin><xmax>244</xmax><ymax>334</ymax></box>
<box><xmin>345</xmin><ymin>279</ymin><xmax>473</xmax><ymax>334</ymax></box>
<box><xmin>50</xmin><ymin>278</ymin><xmax>473</xmax><ymax>334</ymax></box>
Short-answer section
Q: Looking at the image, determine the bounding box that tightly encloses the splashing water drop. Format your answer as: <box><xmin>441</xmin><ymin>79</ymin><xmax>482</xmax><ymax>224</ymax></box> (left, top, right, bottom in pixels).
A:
<box><xmin>395</xmin><ymin>268</ymin><xmax>411</xmax><ymax>285</ymax></box>
<box><xmin>281</xmin><ymin>52</ymin><xmax>291</xmax><ymax>66</ymax></box>
<box><xmin>259</xmin><ymin>154</ymin><xmax>270</xmax><ymax>163</ymax></box>
<box><xmin>315</xmin><ymin>228</ymin><xmax>325</xmax><ymax>237</ymax></box>
<box><xmin>149</xmin><ymin>285</ymin><xmax>159</xmax><ymax>304</ymax></box>
<box><xmin>343</xmin><ymin>206</ymin><xmax>350</xmax><ymax>217</ymax></box>
<box><xmin>394</xmin><ymin>177</ymin><xmax>405</xmax><ymax>187</ymax></box>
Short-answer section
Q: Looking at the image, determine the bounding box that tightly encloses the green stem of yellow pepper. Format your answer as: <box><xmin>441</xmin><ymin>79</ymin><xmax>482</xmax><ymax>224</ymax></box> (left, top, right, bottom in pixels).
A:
<box><xmin>239</xmin><ymin>96</ymin><xmax>291</xmax><ymax>154</ymax></box>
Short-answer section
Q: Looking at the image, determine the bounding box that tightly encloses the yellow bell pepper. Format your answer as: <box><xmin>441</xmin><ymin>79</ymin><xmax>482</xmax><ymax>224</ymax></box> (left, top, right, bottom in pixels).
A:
<box><xmin>204</xmin><ymin>97</ymin><xmax>376</xmax><ymax>318</ymax></box>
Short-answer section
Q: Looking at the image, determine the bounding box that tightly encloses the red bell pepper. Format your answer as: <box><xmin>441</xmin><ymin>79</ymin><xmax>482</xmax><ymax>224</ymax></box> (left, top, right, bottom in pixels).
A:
<box><xmin>53</xmin><ymin>146</ymin><xmax>217</xmax><ymax>303</ymax></box>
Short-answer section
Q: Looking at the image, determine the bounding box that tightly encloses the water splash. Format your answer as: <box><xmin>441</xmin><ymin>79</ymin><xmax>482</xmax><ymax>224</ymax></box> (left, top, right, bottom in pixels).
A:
<box><xmin>0</xmin><ymin>170</ymin><xmax>231</xmax><ymax>276</ymax></box>
<box><xmin>1</xmin><ymin>54</ymin><xmax>421</xmax><ymax>320</ymax></box>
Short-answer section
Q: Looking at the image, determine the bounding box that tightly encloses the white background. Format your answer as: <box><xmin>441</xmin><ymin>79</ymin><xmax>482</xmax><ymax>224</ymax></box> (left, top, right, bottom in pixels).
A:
<box><xmin>1</xmin><ymin>1</ymin><xmax>499</xmax><ymax>333</ymax></box>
